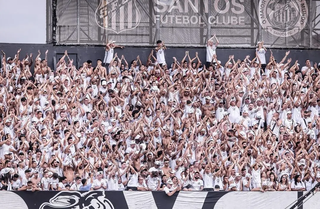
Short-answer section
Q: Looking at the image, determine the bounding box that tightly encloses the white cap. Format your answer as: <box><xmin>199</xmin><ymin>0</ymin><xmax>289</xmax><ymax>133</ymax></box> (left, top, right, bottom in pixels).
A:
<box><xmin>299</xmin><ymin>159</ymin><xmax>306</xmax><ymax>166</ymax></box>
<box><xmin>247</xmin><ymin>130</ymin><xmax>255</xmax><ymax>136</ymax></box>
<box><xmin>155</xmin><ymin>161</ymin><xmax>161</xmax><ymax>165</ymax></box>
<box><xmin>167</xmin><ymin>179</ymin><xmax>173</xmax><ymax>184</ymax></box>
<box><xmin>130</xmin><ymin>141</ymin><xmax>136</xmax><ymax>145</ymax></box>
<box><xmin>134</xmin><ymin>134</ymin><xmax>141</xmax><ymax>140</ymax></box>
<box><xmin>239</xmin><ymin>131</ymin><xmax>246</xmax><ymax>137</ymax></box>
<box><xmin>76</xmin><ymin>133</ymin><xmax>82</xmax><ymax>138</ymax></box>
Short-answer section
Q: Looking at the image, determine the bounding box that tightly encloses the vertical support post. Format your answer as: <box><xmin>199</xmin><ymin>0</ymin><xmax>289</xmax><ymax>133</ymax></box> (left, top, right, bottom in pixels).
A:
<box><xmin>102</xmin><ymin>0</ymin><xmax>108</xmax><ymax>43</ymax></box>
<box><xmin>285</xmin><ymin>0</ymin><xmax>288</xmax><ymax>46</ymax></box>
<box><xmin>258</xmin><ymin>0</ymin><xmax>262</xmax><ymax>42</ymax></box>
<box><xmin>46</xmin><ymin>0</ymin><xmax>51</xmax><ymax>43</ymax></box>
<box><xmin>155</xmin><ymin>14</ymin><xmax>160</xmax><ymax>42</ymax></box>
<box><xmin>200</xmin><ymin>0</ymin><xmax>208</xmax><ymax>45</ymax></box>
<box><xmin>309</xmin><ymin>0</ymin><xmax>313</xmax><ymax>47</ymax></box>
<box><xmin>250</xmin><ymin>0</ymin><xmax>254</xmax><ymax>46</ymax></box>
<box><xmin>149</xmin><ymin>0</ymin><xmax>154</xmax><ymax>44</ymax></box>
<box><xmin>77</xmin><ymin>0</ymin><xmax>80</xmax><ymax>44</ymax></box>
<box><xmin>97</xmin><ymin>0</ymin><xmax>101</xmax><ymax>43</ymax></box>
<box><xmin>52</xmin><ymin>0</ymin><xmax>57</xmax><ymax>45</ymax></box>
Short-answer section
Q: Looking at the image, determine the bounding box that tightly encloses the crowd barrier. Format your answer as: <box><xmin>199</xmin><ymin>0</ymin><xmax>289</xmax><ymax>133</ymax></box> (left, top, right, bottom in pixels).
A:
<box><xmin>1</xmin><ymin>191</ymin><xmax>320</xmax><ymax>209</ymax></box>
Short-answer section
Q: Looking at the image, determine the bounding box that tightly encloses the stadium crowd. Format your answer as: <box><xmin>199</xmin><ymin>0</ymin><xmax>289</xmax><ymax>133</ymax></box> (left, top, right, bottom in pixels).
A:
<box><xmin>0</xmin><ymin>37</ymin><xmax>320</xmax><ymax>194</ymax></box>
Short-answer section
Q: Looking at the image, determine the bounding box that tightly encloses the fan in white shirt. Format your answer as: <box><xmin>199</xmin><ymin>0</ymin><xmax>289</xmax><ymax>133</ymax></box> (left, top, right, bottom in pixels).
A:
<box><xmin>291</xmin><ymin>174</ymin><xmax>306</xmax><ymax>191</ymax></box>
<box><xmin>206</xmin><ymin>35</ymin><xmax>219</xmax><ymax>66</ymax></box>
<box><xmin>92</xmin><ymin>171</ymin><xmax>107</xmax><ymax>191</ymax></box>
<box><xmin>41</xmin><ymin>172</ymin><xmax>51</xmax><ymax>191</ymax></box>
<box><xmin>203</xmin><ymin>166</ymin><xmax>214</xmax><ymax>191</ymax></box>
<box><xmin>301</xmin><ymin>59</ymin><xmax>314</xmax><ymax>76</ymax></box>
<box><xmin>70</xmin><ymin>176</ymin><xmax>82</xmax><ymax>191</ymax></box>
<box><xmin>107</xmin><ymin>172</ymin><xmax>119</xmax><ymax>191</ymax></box>
<box><xmin>216</xmin><ymin>101</ymin><xmax>226</xmax><ymax>122</ymax></box>
<box><xmin>283</xmin><ymin>111</ymin><xmax>295</xmax><ymax>131</ymax></box>
<box><xmin>228</xmin><ymin>100</ymin><xmax>240</xmax><ymax>124</ymax></box>
<box><xmin>155</xmin><ymin>40</ymin><xmax>166</xmax><ymax>66</ymax></box>
<box><xmin>191</xmin><ymin>172</ymin><xmax>204</xmax><ymax>191</ymax></box>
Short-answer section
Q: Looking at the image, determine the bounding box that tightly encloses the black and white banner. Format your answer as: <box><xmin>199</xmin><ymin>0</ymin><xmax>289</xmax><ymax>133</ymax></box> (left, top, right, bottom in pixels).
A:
<box><xmin>0</xmin><ymin>191</ymin><xmax>320</xmax><ymax>209</ymax></box>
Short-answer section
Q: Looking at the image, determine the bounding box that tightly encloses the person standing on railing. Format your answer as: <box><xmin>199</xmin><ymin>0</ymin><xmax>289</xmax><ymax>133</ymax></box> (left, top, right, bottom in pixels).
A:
<box><xmin>206</xmin><ymin>34</ymin><xmax>219</xmax><ymax>68</ymax></box>
<box><xmin>103</xmin><ymin>40</ymin><xmax>124</xmax><ymax>74</ymax></box>
<box><xmin>155</xmin><ymin>40</ymin><xmax>167</xmax><ymax>67</ymax></box>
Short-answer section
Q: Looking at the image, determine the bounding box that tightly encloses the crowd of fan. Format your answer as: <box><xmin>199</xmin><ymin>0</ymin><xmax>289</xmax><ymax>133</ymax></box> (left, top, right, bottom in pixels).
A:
<box><xmin>0</xmin><ymin>39</ymin><xmax>320</xmax><ymax>194</ymax></box>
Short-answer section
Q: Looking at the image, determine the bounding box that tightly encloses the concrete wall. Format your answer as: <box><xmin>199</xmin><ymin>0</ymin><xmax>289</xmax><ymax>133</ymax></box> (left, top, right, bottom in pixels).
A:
<box><xmin>0</xmin><ymin>43</ymin><xmax>319</xmax><ymax>69</ymax></box>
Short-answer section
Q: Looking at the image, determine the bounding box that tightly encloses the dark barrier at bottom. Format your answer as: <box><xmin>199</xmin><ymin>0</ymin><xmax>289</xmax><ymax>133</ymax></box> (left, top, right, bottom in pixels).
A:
<box><xmin>0</xmin><ymin>191</ymin><xmax>319</xmax><ymax>209</ymax></box>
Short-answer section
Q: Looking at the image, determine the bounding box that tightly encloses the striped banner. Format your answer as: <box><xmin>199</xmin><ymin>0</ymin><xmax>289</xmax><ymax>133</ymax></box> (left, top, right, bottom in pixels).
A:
<box><xmin>1</xmin><ymin>191</ymin><xmax>320</xmax><ymax>209</ymax></box>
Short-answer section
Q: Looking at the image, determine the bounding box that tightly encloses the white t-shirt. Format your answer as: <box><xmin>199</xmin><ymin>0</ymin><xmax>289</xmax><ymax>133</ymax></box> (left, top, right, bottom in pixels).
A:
<box><xmin>147</xmin><ymin>176</ymin><xmax>160</xmax><ymax>191</ymax></box>
<box><xmin>92</xmin><ymin>179</ymin><xmax>107</xmax><ymax>191</ymax></box>
<box><xmin>104</xmin><ymin>48</ymin><xmax>114</xmax><ymax>64</ymax></box>
<box><xmin>107</xmin><ymin>176</ymin><xmax>119</xmax><ymax>191</ymax></box>
<box><xmin>256</xmin><ymin>48</ymin><xmax>266</xmax><ymax>64</ymax></box>
<box><xmin>58</xmin><ymin>182</ymin><xmax>66</xmax><ymax>190</ymax></box>
<box><xmin>50</xmin><ymin>178</ymin><xmax>59</xmax><ymax>190</ymax></box>
<box><xmin>242</xmin><ymin>178</ymin><xmax>250</xmax><ymax>191</ymax></box>
<box><xmin>291</xmin><ymin>181</ymin><xmax>305</xmax><ymax>190</ymax></box>
<box><xmin>206</xmin><ymin>45</ymin><xmax>216</xmax><ymax>62</ymax></box>
<box><xmin>192</xmin><ymin>179</ymin><xmax>204</xmax><ymax>190</ymax></box>
<box><xmin>127</xmin><ymin>173</ymin><xmax>138</xmax><ymax>187</ymax></box>
<box><xmin>156</xmin><ymin>48</ymin><xmax>166</xmax><ymax>65</ymax></box>
<box><xmin>228</xmin><ymin>106</ymin><xmax>240</xmax><ymax>124</ymax></box>
<box><xmin>216</xmin><ymin>107</ymin><xmax>225</xmax><ymax>122</ymax></box>
<box><xmin>12</xmin><ymin>179</ymin><xmax>21</xmax><ymax>190</ymax></box>
<box><xmin>252</xmin><ymin>168</ymin><xmax>261</xmax><ymax>186</ymax></box>
<box><xmin>301</xmin><ymin>66</ymin><xmax>314</xmax><ymax>74</ymax></box>
<box><xmin>70</xmin><ymin>183</ymin><xmax>82</xmax><ymax>191</ymax></box>
<box><xmin>41</xmin><ymin>177</ymin><xmax>51</xmax><ymax>191</ymax></box>
<box><xmin>203</xmin><ymin>173</ymin><xmax>214</xmax><ymax>188</ymax></box>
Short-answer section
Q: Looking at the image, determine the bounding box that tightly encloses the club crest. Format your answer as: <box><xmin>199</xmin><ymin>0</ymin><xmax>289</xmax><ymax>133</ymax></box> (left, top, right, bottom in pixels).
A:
<box><xmin>95</xmin><ymin>0</ymin><xmax>141</xmax><ymax>34</ymax></box>
<box><xmin>39</xmin><ymin>191</ymin><xmax>114</xmax><ymax>209</ymax></box>
<box><xmin>259</xmin><ymin>0</ymin><xmax>308</xmax><ymax>37</ymax></box>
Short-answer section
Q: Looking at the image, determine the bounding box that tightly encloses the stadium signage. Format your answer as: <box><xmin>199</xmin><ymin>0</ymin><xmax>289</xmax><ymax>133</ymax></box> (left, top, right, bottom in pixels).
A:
<box><xmin>258</xmin><ymin>0</ymin><xmax>308</xmax><ymax>37</ymax></box>
<box><xmin>95</xmin><ymin>0</ymin><xmax>247</xmax><ymax>34</ymax></box>
<box><xmin>154</xmin><ymin>0</ymin><xmax>246</xmax><ymax>25</ymax></box>
<box><xmin>95</xmin><ymin>0</ymin><xmax>142</xmax><ymax>34</ymax></box>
